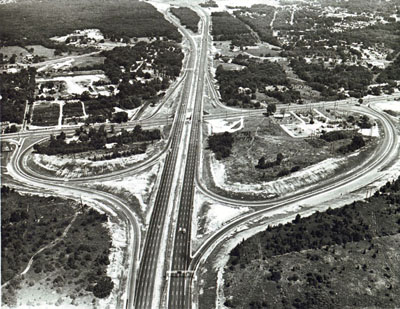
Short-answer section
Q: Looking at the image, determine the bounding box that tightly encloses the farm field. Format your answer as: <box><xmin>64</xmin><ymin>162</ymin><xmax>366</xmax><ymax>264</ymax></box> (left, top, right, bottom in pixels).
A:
<box><xmin>31</xmin><ymin>102</ymin><xmax>60</xmax><ymax>126</ymax></box>
<box><xmin>62</xmin><ymin>101</ymin><xmax>85</xmax><ymax>124</ymax></box>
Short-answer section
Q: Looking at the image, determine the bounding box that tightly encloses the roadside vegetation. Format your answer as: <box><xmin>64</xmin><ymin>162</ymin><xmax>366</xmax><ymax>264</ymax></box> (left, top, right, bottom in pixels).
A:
<box><xmin>223</xmin><ymin>177</ymin><xmax>400</xmax><ymax>308</ymax></box>
<box><xmin>33</xmin><ymin>125</ymin><xmax>160</xmax><ymax>156</ymax></box>
<box><xmin>207</xmin><ymin>132</ymin><xmax>234</xmax><ymax>160</ymax></box>
<box><xmin>170</xmin><ymin>7</ymin><xmax>200</xmax><ymax>33</ymax></box>
<box><xmin>0</xmin><ymin>0</ymin><xmax>181</xmax><ymax>50</ymax></box>
<box><xmin>1</xmin><ymin>186</ymin><xmax>114</xmax><ymax>306</ymax></box>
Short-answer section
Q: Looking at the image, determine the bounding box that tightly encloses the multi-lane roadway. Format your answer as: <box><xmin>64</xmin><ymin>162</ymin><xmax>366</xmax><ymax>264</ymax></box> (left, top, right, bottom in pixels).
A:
<box><xmin>2</xmin><ymin>3</ymin><xmax>400</xmax><ymax>309</ymax></box>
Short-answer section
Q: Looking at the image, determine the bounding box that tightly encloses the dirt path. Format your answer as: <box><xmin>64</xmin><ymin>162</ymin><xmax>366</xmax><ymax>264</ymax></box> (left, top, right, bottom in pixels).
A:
<box><xmin>1</xmin><ymin>211</ymin><xmax>79</xmax><ymax>289</ymax></box>
<box><xmin>270</xmin><ymin>10</ymin><xmax>277</xmax><ymax>29</ymax></box>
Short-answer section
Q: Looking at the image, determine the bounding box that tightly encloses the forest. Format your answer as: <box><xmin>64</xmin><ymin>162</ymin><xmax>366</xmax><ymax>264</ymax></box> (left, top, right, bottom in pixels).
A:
<box><xmin>290</xmin><ymin>58</ymin><xmax>373</xmax><ymax>99</ymax></box>
<box><xmin>0</xmin><ymin>68</ymin><xmax>36</xmax><ymax>124</ymax></box>
<box><xmin>170</xmin><ymin>7</ymin><xmax>200</xmax><ymax>33</ymax></box>
<box><xmin>1</xmin><ymin>186</ymin><xmax>114</xmax><ymax>304</ymax></box>
<box><xmin>33</xmin><ymin>125</ymin><xmax>161</xmax><ymax>156</ymax></box>
<box><xmin>0</xmin><ymin>0</ymin><xmax>181</xmax><ymax>48</ymax></box>
<box><xmin>215</xmin><ymin>59</ymin><xmax>290</xmax><ymax>106</ymax></box>
<box><xmin>234</xmin><ymin>7</ymin><xmax>280</xmax><ymax>46</ymax></box>
<box><xmin>211</xmin><ymin>12</ymin><xmax>257</xmax><ymax>46</ymax></box>
<box><xmin>377</xmin><ymin>54</ymin><xmax>400</xmax><ymax>83</ymax></box>
<box><xmin>228</xmin><ymin>177</ymin><xmax>400</xmax><ymax>266</ymax></box>
<box><xmin>224</xmin><ymin>176</ymin><xmax>400</xmax><ymax>308</ymax></box>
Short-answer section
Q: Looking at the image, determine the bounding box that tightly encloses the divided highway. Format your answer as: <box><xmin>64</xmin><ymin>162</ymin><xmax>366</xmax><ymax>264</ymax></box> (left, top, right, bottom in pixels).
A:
<box><xmin>166</xmin><ymin>14</ymin><xmax>208</xmax><ymax>309</ymax></box>
<box><xmin>133</xmin><ymin>7</ymin><xmax>205</xmax><ymax>308</ymax></box>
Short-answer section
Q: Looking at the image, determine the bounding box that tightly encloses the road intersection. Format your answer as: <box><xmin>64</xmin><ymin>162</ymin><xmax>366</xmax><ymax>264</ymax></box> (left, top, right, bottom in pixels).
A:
<box><xmin>2</xmin><ymin>3</ymin><xmax>400</xmax><ymax>309</ymax></box>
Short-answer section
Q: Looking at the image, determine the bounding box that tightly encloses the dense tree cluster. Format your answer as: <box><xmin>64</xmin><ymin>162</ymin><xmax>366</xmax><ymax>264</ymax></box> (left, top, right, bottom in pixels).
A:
<box><xmin>200</xmin><ymin>0</ymin><xmax>218</xmax><ymax>8</ymax></box>
<box><xmin>0</xmin><ymin>0</ymin><xmax>181</xmax><ymax>48</ymax></box>
<box><xmin>290</xmin><ymin>57</ymin><xmax>373</xmax><ymax>99</ymax></box>
<box><xmin>234</xmin><ymin>6</ymin><xmax>280</xmax><ymax>46</ymax></box>
<box><xmin>93</xmin><ymin>276</ymin><xmax>114</xmax><ymax>298</ymax></box>
<box><xmin>170</xmin><ymin>7</ymin><xmax>200</xmax><ymax>33</ymax></box>
<box><xmin>228</xmin><ymin>176</ymin><xmax>400</xmax><ymax>268</ymax></box>
<box><xmin>33</xmin><ymin>125</ymin><xmax>160</xmax><ymax>155</ymax></box>
<box><xmin>1</xmin><ymin>187</ymin><xmax>75</xmax><ymax>283</ymax></box>
<box><xmin>338</xmin><ymin>134</ymin><xmax>365</xmax><ymax>154</ymax></box>
<box><xmin>320</xmin><ymin>130</ymin><xmax>353</xmax><ymax>142</ymax></box>
<box><xmin>102</xmin><ymin>40</ymin><xmax>183</xmax><ymax>84</ymax></box>
<box><xmin>377</xmin><ymin>54</ymin><xmax>400</xmax><ymax>83</ymax></box>
<box><xmin>0</xmin><ymin>68</ymin><xmax>36</xmax><ymax>124</ymax></box>
<box><xmin>207</xmin><ymin>132</ymin><xmax>234</xmax><ymax>160</ymax></box>
<box><xmin>216</xmin><ymin>59</ymin><xmax>292</xmax><ymax>106</ymax></box>
<box><xmin>211</xmin><ymin>12</ymin><xmax>257</xmax><ymax>46</ymax></box>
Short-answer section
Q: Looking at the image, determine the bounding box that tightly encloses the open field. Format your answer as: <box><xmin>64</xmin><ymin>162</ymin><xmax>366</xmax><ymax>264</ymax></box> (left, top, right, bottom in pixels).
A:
<box><xmin>70</xmin><ymin>55</ymin><xmax>105</xmax><ymax>71</ymax></box>
<box><xmin>245</xmin><ymin>44</ymin><xmax>281</xmax><ymax>58</ymax></box>
<box><xmin>202</xmin><ymin>112</ymin><xmax>379</xmax><ymax>200</ymax></box>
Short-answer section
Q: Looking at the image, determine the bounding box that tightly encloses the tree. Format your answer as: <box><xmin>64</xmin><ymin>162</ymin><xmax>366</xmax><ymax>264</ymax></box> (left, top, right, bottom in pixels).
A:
<box><xmin>80</xmin><ymin>91</ymin><xmax>91</xmax><ymax>101</ymax></box>
<box><xmin>276</xmin><ymin>153</ymin><xmax>284</xmax><ymax>164</ymax></box>
<box><xmin>93</xmin><ymin>276</ymin><xmax>114</xmax><ymax>298</ymax></box>
<box><xmin>112</xmin><ymin>111</ymin><xmax>128</xmax><ymax>123</ymax></box>
<box><xmin>293</xmin><ymin>214</ymin><xmax>301</xmax><ymax>224</ymax></box>
<box><xmin>267</xmin><ymin>103</ymin><xmax>276</xmax><ymax>115</ymax></box>
<box><xmin>257</xmin><ymin>156</ymin><xmax>266</xmax><ymax>168</ymax></box>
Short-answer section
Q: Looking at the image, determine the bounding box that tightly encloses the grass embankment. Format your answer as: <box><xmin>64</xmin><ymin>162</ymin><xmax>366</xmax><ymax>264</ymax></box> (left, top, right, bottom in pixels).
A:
<box><xmin>1</xmin><ymin>187</ymin><xmax>114</xmax><ymax>306</ymax></box>
<box><xmin>222</xmin><ymin>178</ymin><xmax>400</xmax><ymax>308</ymax></box>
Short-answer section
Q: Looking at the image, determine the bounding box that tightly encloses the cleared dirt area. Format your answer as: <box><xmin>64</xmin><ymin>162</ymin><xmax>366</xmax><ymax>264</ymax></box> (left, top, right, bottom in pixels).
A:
<box><xmin>27</xmin><ymin>134</ymin><xmax>166</xmax><ymax>179</ymax></box>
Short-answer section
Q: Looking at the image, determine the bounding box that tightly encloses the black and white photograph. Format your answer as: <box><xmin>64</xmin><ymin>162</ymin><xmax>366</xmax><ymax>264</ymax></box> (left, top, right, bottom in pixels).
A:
<box><xmin>1</xmin><ymin>0</ymin><xmax>400</xmax><ymax>308</ymax></box>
